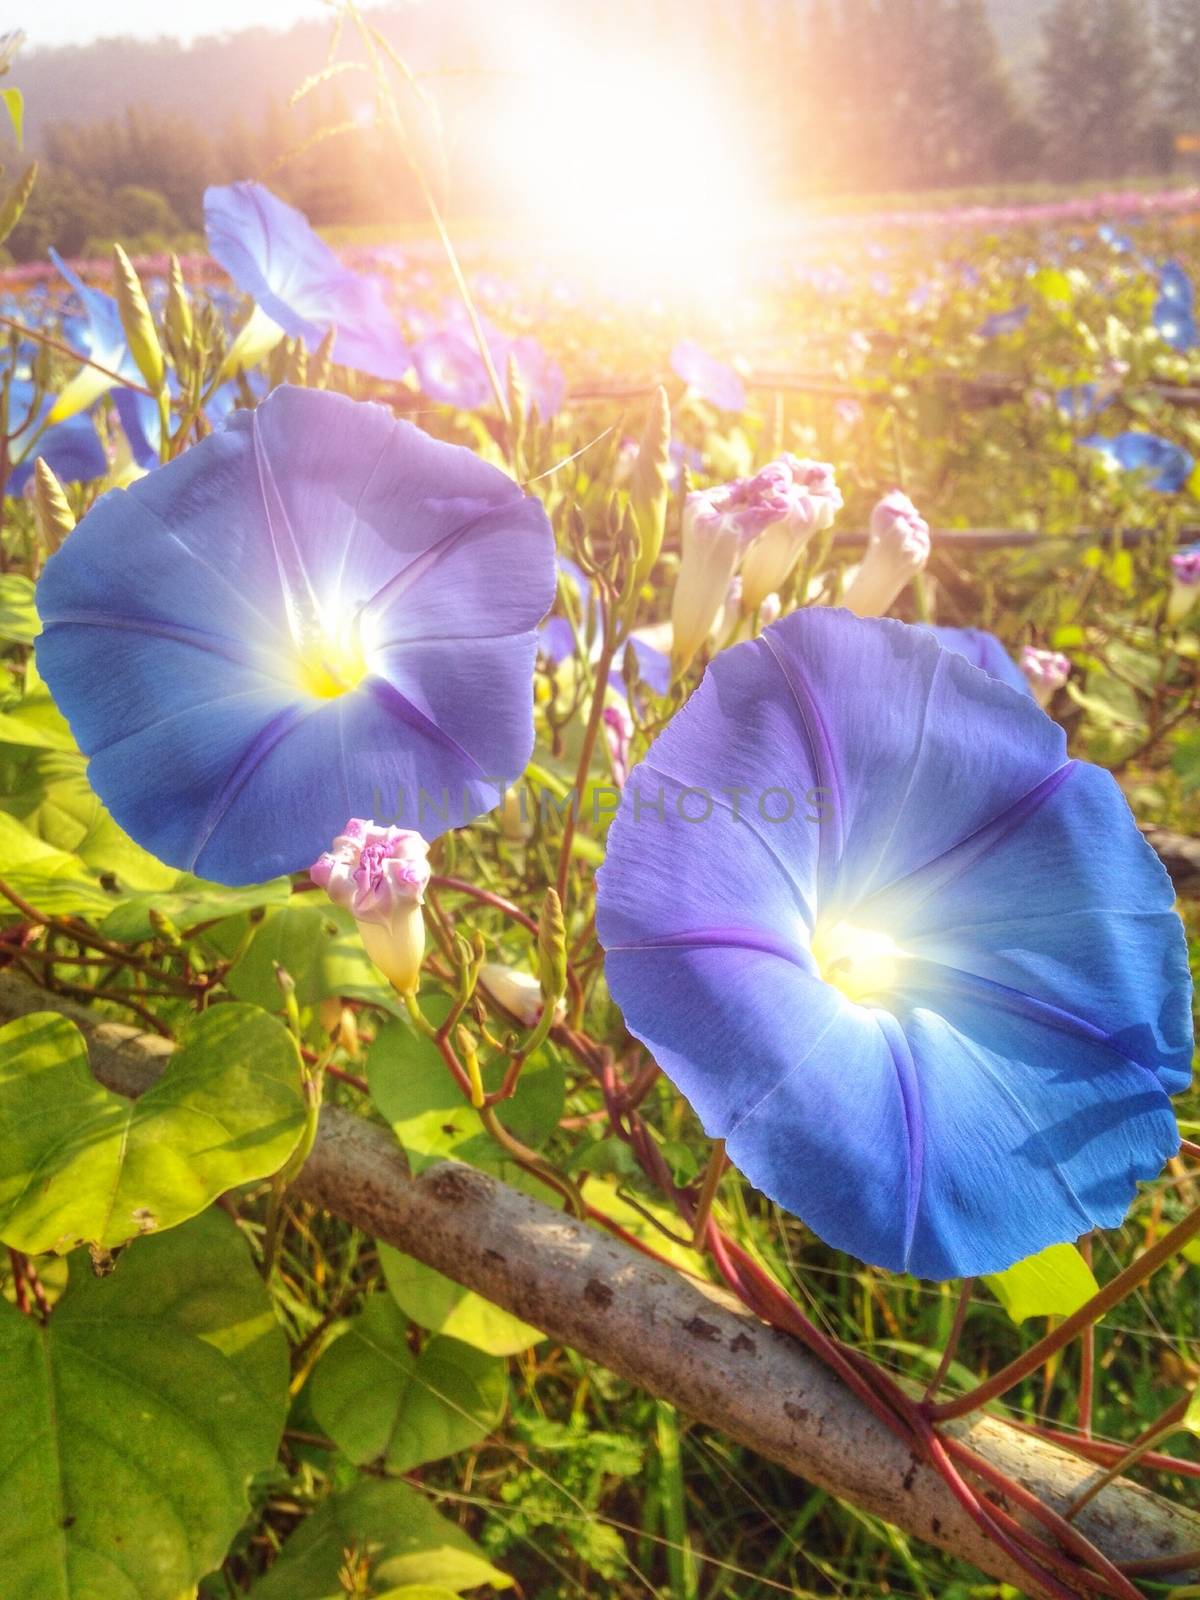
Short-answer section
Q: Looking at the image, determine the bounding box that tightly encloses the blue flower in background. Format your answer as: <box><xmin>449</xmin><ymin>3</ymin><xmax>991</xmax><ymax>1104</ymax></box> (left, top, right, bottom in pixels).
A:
<box><xmin>501</xmin><ymin>334</ymin><xmax>566</xmax><ymax>420</ymax></box>
<box><xmin>1153</xmin><ymin>260</ymin><xmax>1198</xmax><ymax>352</ymax></box>
<box><xmin>48</xmin><ymin>250</ymin><xmax>141</xmax><ymax>423</ymax></box>
<box><xmin>540</xmin><ymin>556</ymin><xmax>669</xmax><ymax>696</ymax></box>
<box><xmin>36</xmin><ymin>386</ymin><xmax>555</xmax><ymax>884</ymax></box>
<box><xmin>670</xmin><ymin>340</ymin><xmax>746</xmax><ymax>413</ymax></box>
<box><xmin>925</xmin><ymin>624</ymin><xmax>1031</xmax><ymax>696</ymax></box>
<box><xmin>596</xmin><ymin>609</ymin><xmax>1191</xmax><ymax>1280</ymax></box>
<box><xmin>1056</xmin><ymin>383</ymin><xmax>1111</xmax><ymax>424</ymax></box>
<box><xmin>977</xmin><ymin>306</ymin><xmax>1029</xmax><ymax>339</ymax></box>
<box><xmin>1098</xmin><ymin>223</ymin><xmax>1133</xmax><ymax>253</ymax></box>
<box><xmin>205</xmin><ymin>182</ymin><xmax>412</xmax><ymax>383</ymax></box>
<box><xmin>412</xmin><ymin>328</ymin><xmax>492</xmax><ymax>410</ymax></box>
<box><xmin>1082</xmin><ymin>430</ymin><xmax>1194</xmax><ymax>493</ymax></box>
<box><xmin>6</xmin><ymin>378</ymin><xmax>107</xmax><ymax>493</ymax></box>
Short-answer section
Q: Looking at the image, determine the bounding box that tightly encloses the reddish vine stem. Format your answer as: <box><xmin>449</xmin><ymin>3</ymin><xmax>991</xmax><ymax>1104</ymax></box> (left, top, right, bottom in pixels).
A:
<box><xmin>924</xmin><ymin>1277</ymin><xmax>973</xmax><ymax>1401</ymax></box>
<box><xmin>940</xmin><ymin>1435</ymin><xmax>1145</xmax><ymax>1600</ymax></box>
<box><xmin>1014</xmin><ymin>1421</ymin><xmax>1200</xmax><ymax>1482</ymax></box>
<box><xmin>8</xmin><ymin>1248</ymin><xmax>28</xmax><ymax>1316</ymax></box>
<box><xmin>1062</xmin><ymin>1393</ymin><xmax>1193</xmax><ymax>1522</ymax></box>
<box><xmin>581</xmin><ymin>1037</ymin><xmax>1158</xmax><ymax>1598</ymax></box>
<box><xmin>1078</xmin><ymin>1234</ymin><xmax>1095</xmax><ymax>1439</ymax></box>
<box><xmin>929</xmin><ymin>1202</ymin><xmax>1200</xmax><ymax>1422</ymax></box>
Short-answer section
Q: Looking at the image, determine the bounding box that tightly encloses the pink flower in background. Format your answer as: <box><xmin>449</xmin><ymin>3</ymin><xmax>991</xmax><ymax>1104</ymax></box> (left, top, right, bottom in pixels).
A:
<box><xmin>1020</xmin><ymin>647</ymin><xmax>1072</xmax><ymax>708</ymax></box>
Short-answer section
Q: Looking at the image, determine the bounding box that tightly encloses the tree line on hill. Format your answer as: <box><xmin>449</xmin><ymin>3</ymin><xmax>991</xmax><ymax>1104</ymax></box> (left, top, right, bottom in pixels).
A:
<box><xmin>2</xmin><ymin>0</ymin><xmax>1200</xmax><ymax>262</ymax></box>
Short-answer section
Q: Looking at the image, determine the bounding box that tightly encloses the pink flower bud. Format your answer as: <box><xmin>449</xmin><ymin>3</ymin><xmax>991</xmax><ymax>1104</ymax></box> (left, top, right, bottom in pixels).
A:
<box><xmin>1168</xmin><ymin>548</ymin><xmax>1200</xmax><ymax>624</ymax></box>
<box><xmin>311</xmin><ymin>820</ymin><xmax>430</xmax><ymax>995</ymax></box>
<box><xmin>843</xmin><ymin>491</ymin><xmax>931</xmax><ymax>617</ymax></box>
<box><xmin>602</xmin><ymin>701</ymin><xmax>635</xmax><ymax>788</ymax></box>
<box><xmin>671</xmin><ymin>481</ymin><xmax>773</xmax><ymax>675</ymax></box>
<box><xmin>740</xmin><ymin>457</ymin><xmax>843</xmax><ymax>613</ymax></box>
<box><xmin>1020</xmin><ymin>647</ymin><xmax>1072</xmax><ymax>708</ymax></box>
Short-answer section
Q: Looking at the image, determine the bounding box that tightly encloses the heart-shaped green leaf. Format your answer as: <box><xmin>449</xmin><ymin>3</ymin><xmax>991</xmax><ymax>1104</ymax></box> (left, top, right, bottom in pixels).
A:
<box><xmin>0</xmin><ymin>1004</ymin><xmax>305</xmax><ymax>1253</ymax></box>
<box><xmin>0</xmin><ymin>810</ymin><xmax>114</xmax><ymax>918</ymax></box>
<box><xmin>248</xmin><ymin>1476</ymin><xmax>511</xmax><ymax>1598</ymax></box>
<box><xmin>984</xmin><ymin>1242</ymin><xmax>1099</xmax><ymax>1324</ymax></box>
<box><xmin>0</xmin><ymin>1208</ymin><xmax>288</xmax><ymax>1598</ymax></box>
<box><xmin>309</xmin><ymin>1292</ymin><xmax>507</xmax><ymax>1472</ymax></box>
<box><xmin>380</xmin><ymin>1245</ymin><xmax>543</xmax><ymax>1356</ymax></box>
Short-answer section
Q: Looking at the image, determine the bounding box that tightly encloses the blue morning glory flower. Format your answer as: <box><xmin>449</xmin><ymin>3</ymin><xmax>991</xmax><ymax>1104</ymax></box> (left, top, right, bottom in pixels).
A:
<box><xmin>412</xmin><ymin>328</ymin><xmax>493</xmax><ymax>410</ymax></box>
<box><xmin>670</xmin><ymin>341</ymin><xmax>746</xmax><ymax>413</ymax></box>
<box><xmin>1098</xmin><ymin>224</ymin><xmax>1132</xmax><ymax>253</ymax></box>
<box><xmin>36</xmin><ymin>385</ymin><xmax>554</xmax><ymax>885</ymax></box>
<box><xmin>1056</xmin><ymin>383</ymin><xmax>1111</xmax><ymax>424</ymax></box>
<box><xmin>1153</xmin><ymin>261</ymin><xmax>1198</xmax><ymax>352</ymax></box>
<box><xmin>977</xmin><ymin>306</ymin><xmax>1029</xmax><ymax>339</ymax></box>
<box><xmin>48</xmin><ymin>249</ymin><xmax>141</xmax><ymax>423</ymax></box>
<box><xmin>1082</xmin><ymin>430</ymin><xmax>1194</xmax><ymax>493</ymax></box>
<box><xmin>205</xmin><ymin>182</ymin><xmax>412</xmax><ymax>383</ymax></box>
<box><xmin>596</xmin><ymin>609</ymin><xmax>1191</xmax><ymax>1280</ymax></box>
<box><xmin>925</xmin><ymin>624</ymin><xmax>1030</xmax><ymax>696</ymax></box>
<box><xmin>6</xmin><ymin>378</ymin><xmax>107</xmax><ymax>492</ymax></box>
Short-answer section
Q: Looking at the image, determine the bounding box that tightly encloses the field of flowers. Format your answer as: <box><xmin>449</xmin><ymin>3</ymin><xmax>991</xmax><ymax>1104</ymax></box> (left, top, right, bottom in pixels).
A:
<box><xmin>1</xmin><ymin>30</ymin><xmax>1200</xmax><ymax>1600</ymax></box>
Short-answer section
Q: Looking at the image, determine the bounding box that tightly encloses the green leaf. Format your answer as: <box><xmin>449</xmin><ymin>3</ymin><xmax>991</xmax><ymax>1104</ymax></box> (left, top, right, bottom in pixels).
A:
<box><xmin>375</xmin><ymin>1590</ymin><xmax>461</xmax><ymax>1600</ymax></box>
<box><xmin>0</xmin><ymin>1208</ymin><xmax>288</xmax><ymax>1599</ymax></box>
<box><xmin>0</xmin><ymin>574</ymin><xmax>37</xmax><ymax>643</ymax></box>
<box><xmin>0</xmin><ymin>1005</ymin><xmax>305</xmax><ymax>1253</ymax></box>
<box><xmin>0</xmin><ymin>809</ymin><xmax>114</xmax><ymax>917</ymax></box>
<box><xmin>0</xmin><ymin>747</ymin><xmax>176</xmax><ymax>892</ymax></box>
<box><xmin>368</xmin><ymin>1006</ymin><xmax>564</xmax><ymax>1173</ymax></box>
<box><xmin>1184</xmin><ymin>1387</ymin><xmax>1200</xmax><ymax>1438</ymax></box>
<box><xmin>582</xmin><ymin>1178</ymin><xmax>705</xmax><ymax>1275</ymax></box>
<box><xmin>1171</xmin><ymin>730</ymin><xmax>1200</xmax><ymax>796</ymax></box>
<box><xmin>309</xmin><ymin>1293</ymin><xmax>507</xmax><ymax>1471</ymax></box>
<box><xmin>226</xmin><ymin>900</ymin><xmax>397</xmax><ymax>1012</ymax></box>
<box><xmin>100</xmin><ymin>872</ymin><xmax>293</xmax><ymax>942</ymax></box>
<box><xmin>1031</xmin><ymin>267</ymin><xmax>1075</xmax><ymax>306</ymax></box>
<box><xmin>379</xmin><ymin>1244</ymin><xmax>543</xmax><ymax>1355</ymax></box>
<box><xmin>983</xmin><ymin>1243</ymin><xmax>1099</xmax><ymax>1325</ymax></box>
<box><xmin>1</xmin><ymin>86</ymin><xmax>22</xmax><ymax>146</ymax></box>
<box><xmin>0</xmin><ymin>684</ymin><xmax>77</xmax><ymax>750</ymax></box>
<box><xmin>248</xmin><ymin>1476</ymin><xmax>512</xmax><ymax>1598</ymax></box>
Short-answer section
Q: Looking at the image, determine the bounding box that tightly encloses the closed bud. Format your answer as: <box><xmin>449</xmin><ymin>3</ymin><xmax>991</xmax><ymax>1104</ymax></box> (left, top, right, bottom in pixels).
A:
<box><xmin>32</xmin><ymin>458</ymin><xmax>75</xmax><ymax>553</ymax></box>
<box><xmin>630</xmin><ymin>385</ymin><xmax>671</xmax><ymax>582</ymax></box>
<box><xmin>310</xmin><ymin>819</ymin><xmax>430</xmax><ymax>996</ymax></box>
<box><xmin>310</xmin><ymin>325</ymin><xmax>336</xmax><ymax>390</ymax></box>
<box><xmin>0</xmin><ymin>159</ymin><xmax>36</xmax><ymax>248</ymax></box>
<box><xmin>1020</xmin><ymin>647</ymin><xmax>1072</xmax><ymax>708</ymax></box>
<box><xmin>479</xmin><ymin>962</ymin><xmax>564</xmax><ymax>1028</ymax></box>
<box><xmin>1168</xmin><ymin>547</ymin><xmax>1200</xmax><ymax>625</ymax></box>
<box><xmin>537</xmin><ymin>886</ymin><xmax>568</xmax><ymax>1005</ymax></box>
<box><xmin>112</xmin><ymin>243</ymin><xmax>166</xmax><ymax>394</ymax></box>
<box><xmin>500</xmin><ymin>784</ymin><xmax>533</xmax><ymax>842</ymax></box>
<box><xmin>843</xmin><ymin>491</ymin><xmax>930</xmax><ymax>618</ymax></box>
<box><xmin>165</xmin><ymin>254</ymin><xmax>194</xmax><ymax>354</ymax></box>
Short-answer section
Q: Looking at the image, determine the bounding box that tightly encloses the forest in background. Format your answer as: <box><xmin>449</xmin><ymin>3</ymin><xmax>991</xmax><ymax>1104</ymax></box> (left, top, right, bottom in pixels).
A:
<box><xmin>4</xmin><ymin>0</ymin><xmax>1200</xmax><ymax>262</ymax></box>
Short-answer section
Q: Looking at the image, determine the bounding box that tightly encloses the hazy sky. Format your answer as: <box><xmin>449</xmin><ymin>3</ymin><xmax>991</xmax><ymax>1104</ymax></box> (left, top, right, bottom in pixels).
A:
<box><xmin>20</xmin><ymin>1</ymin><xmax>332</xmax><ymax>50</ymax></box>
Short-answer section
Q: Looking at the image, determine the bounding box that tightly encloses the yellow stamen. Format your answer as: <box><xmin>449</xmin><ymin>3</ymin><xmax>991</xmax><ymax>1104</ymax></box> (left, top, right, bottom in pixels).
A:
<box><xmin>811</xmin><ymin>919</ymin><xmax>901</xmax><ymax>1004</ymax></box>
<box><xmin>295</xmin><ymin>618</ymin><xmax>368</xmax><ymax>700</ymax></box>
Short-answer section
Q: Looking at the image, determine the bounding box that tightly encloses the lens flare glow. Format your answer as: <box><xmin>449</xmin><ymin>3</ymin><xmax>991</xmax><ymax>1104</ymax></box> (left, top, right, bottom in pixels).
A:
<box><xmin>484</xmin><ymin>28</ymin><xmax>762</xmax><ymax>299</ymax></box>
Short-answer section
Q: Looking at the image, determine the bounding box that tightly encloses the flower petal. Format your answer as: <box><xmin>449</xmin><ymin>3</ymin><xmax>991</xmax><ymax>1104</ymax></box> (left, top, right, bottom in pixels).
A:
<box><xmin>37</xmin><ymin>385</ymin><xmax>554</xmax><ymax>883</ymax></box>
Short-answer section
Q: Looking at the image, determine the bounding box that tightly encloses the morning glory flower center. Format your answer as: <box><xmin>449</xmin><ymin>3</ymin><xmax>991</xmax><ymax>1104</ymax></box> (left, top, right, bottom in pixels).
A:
<box><xmin>811</xmin><ymin>919</ymin><xmax>901</xmax><ymax>1004</ymax></box>
<box><xmin>293</xmin><ymin>608</ymin><xmax>369</xmax><ymax>700</ymax></box>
